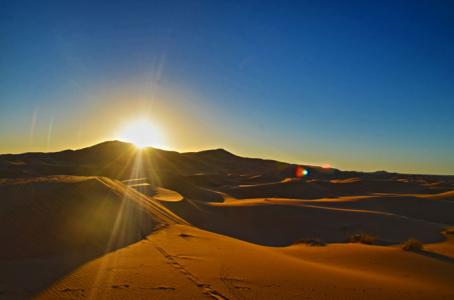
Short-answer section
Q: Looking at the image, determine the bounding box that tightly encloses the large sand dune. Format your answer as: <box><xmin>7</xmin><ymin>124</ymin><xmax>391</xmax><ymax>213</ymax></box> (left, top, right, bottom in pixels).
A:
<box><xmin>34</xmin><ymin>225</ymin><xmax>454</xmax><ymax>300</ymax></box>
<box><xmin>1</xmin><ymin>141</ymin><xmax>453</xmax><ymax>299</ymax></box>
<box><xmin>161</xmin><ymin>195</ymin><xmax>448</xmax><ymax>246</ymax></box>
<box><xmin>0</xmin><ymin>176</ymin><xmax>185</xmax><ymax>299</ymax></box>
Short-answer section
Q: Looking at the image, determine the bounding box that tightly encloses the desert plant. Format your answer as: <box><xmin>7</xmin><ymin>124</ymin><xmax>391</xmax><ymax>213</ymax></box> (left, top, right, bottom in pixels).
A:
<box><xmin>401</xmin><ymin>238</ymin><xmax>423</xmax><ymax>251</ymax></box>
<box><xmin>349</xmin><ymin>233</ymin><xmax>377</xmax><ymax>245</ymax></box>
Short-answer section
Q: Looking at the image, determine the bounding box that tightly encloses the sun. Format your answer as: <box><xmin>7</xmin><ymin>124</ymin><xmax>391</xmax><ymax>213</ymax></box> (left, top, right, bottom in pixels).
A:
<box><xmin>116</xmin><ymin>119</ymin><xmax>165</xmax><ymax>149</ymax></box>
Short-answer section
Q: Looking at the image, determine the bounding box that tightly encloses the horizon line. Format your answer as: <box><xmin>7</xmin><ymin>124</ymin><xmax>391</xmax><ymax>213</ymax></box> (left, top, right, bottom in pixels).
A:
<box><xmin>1</xmin><ymin>139</ymin><xmax>453</xmax><ymax>177</ymax></box>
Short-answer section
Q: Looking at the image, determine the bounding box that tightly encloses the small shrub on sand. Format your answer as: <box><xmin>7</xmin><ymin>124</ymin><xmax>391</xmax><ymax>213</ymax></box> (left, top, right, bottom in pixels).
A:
<box><xmin>401</xmin><ymin>238</ymin><xmax>423</xmax><ymax>251</ymax></box>
<box><xmin>293</xmin><ymin>239</ymin><xmax>326</xmax><ymax>247</ymax></box>
<box><xmin>349</xmin><ymin>233</ymin><xmax>377</xmax><ymax>245</ymax></box>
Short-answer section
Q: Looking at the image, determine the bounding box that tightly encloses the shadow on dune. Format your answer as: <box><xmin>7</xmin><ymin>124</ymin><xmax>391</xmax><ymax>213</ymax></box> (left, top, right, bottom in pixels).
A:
<box><xmin>222</xmin><ymin>178</ymin><xmax>451</xmax><ymax>200</ymax></box>
<box><xmin>0</xmin><ymin>176</ymin><xmax>160</xmax><ymax>299</ymax></box>
<box><xmin>289</xmin><ymin>195</ymin><xmax>454</xmax><ymax>225</ymax></box>
<box><xmin>414</xmin><ymin>249</ymin><xmax>454</xmax><ymax>265</ymax></box>
<box><xmin>161</xmin><ymin>197</ymin><xmax>447</xmax><ymax>247</ymax></box>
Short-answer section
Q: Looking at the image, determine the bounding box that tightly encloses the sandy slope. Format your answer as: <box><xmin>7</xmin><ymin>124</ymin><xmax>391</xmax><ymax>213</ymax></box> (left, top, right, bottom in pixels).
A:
<box><xmin>1</xmin><ymin>142</ymin><xmax>454</xmax><ymax>300</ymax></box>
<box><xmin>0</xmin><ymin>176</ymin><xmax>185</xmax><ymax>299</ymax></box>
<box><xmin>161</xmin><ymin>194</ymin><xmax>450</xmax><ymax>246</ymax></box>
<box><xmin>36</xmin><ymin>224</ymin><xmax>454</xmax><ymax>300</ymax></box>
<box><xmin>0</xmin><ymin>175</ymin><xmax>453</xmax><ymax>299</ymax></box>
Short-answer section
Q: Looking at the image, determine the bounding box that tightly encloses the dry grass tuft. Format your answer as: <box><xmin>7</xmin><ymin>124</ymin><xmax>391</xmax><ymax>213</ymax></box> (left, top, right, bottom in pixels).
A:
<box><xmin>349</xmin><ymin>233</ymin><xmax>377</xmax><ymax>245</ymax></box>
<box><xmin>401</xmin><ymin>238</ymin><xmax>423</xmax><ymax>251</ymax></box>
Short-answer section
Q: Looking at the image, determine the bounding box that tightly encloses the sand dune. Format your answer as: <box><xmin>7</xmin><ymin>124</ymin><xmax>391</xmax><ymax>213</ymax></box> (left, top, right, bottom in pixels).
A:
<box><xmin>1</xmin><ymin>142</ymin><xmax>454</xmax><ymax>299</ymax></box>
<box><xmin>223</xmin><ymin>177</ymin><xmax>450</xmax><ymax>199</ymax></box>
<box><xmin>152</xmin><ymin>187</ymin><xmax>184</xmax><ymax>202</ymax></box>
<box><xmin>0</xmin><ymin>176</ymin><xmax>153</xmax><ymax>258</ymax></box>
<box><xmin>35</xmin><ymin>224</ymin><xmax>454</xmax><ymax>300</ymax></box>
<box><xmin>0</xmin><ymin>176</ymin><xmax>185</xmax><ymax>299</ymax></box>
<box><xmin>161</xmin><ymin>196</ymin><xmax>446</xmax><ymax>246</ymax></box>
<box><xmin>248</xmin><ymin>193</ymin><xmax>454</xmax><ymax>225</ymax></box>
<box><xmin>424</xmin><ymin>190</ymin><xmax>454</xmax><ymax>201</ymax></box>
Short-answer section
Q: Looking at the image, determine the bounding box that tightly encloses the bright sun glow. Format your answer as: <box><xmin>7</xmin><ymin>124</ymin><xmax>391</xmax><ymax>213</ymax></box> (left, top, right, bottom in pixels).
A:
<box><xmin>116</xmin><ymin>119</ymin><xmax>166</xmax><ymax>149</ymax></box>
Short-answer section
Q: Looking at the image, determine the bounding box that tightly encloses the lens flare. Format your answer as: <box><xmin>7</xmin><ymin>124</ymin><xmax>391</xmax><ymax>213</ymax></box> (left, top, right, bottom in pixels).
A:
<box><xmin>295</xmin><ymin>166</ymin><xmax>309</xmax><ymax>177</ymax></box>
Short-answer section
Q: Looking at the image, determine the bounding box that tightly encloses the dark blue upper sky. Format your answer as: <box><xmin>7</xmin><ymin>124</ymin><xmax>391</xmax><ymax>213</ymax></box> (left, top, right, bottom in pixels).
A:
<box><xmin>1</xmin><ymin>0</ymin><xmax>454</xmax><ymax>174</ymax></box>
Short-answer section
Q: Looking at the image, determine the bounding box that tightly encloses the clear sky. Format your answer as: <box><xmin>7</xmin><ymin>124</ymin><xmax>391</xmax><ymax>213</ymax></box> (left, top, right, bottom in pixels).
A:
<box><xmin>1</xmin><ymin>0</ymin><xmax>454</xmax><ymax>174</ymax></box>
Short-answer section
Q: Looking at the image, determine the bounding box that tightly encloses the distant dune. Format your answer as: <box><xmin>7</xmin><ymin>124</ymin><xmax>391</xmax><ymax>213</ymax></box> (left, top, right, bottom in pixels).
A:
<box><xmin>0</xmin><ymin>141</ymin><xmax>453</xmax><ymax>299</ymax></box>
<box><xmin>162</xmin><ymin>194</ymin><xmax>451</xmax><ymax>246</ymax></box>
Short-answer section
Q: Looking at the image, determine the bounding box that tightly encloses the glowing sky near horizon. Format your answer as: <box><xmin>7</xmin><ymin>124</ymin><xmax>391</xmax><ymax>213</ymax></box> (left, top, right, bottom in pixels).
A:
<box><xmin>116</xmin><ymin>118</ymin><xmax>167</xmax><ymax>149</ymax></box>
<box><xmin>1</xmin><ymin>0</ymin><xmax>454</xmax><ymax>174</ymax></box>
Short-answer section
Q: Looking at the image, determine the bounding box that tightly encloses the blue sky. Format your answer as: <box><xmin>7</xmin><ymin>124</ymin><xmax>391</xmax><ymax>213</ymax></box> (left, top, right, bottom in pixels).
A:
<box><xmin>1</xmin><ymin>0</ymin><xmax>454</xmax><ymax>174</ymax></box>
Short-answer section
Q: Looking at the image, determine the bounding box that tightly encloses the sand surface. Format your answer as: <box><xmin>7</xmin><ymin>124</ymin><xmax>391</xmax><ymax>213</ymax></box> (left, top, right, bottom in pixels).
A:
<box><xmin>1</xmin><ymin>142</ymin><xmax>453</xmax><ymax>299</ymax></box>
<box><xmin>34</xmin><ymin>225</ymin><xmax>454</xmax><ymax>300</ymax></box>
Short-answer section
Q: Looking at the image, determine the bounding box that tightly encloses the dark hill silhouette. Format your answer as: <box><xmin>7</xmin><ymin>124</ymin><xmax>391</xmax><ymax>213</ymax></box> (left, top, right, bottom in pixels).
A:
<box><xmin>0</xmin><ymin>141</ymin><xmax>293</xmax><ymax>179</ymax></box>
<box><xmin>1</xmin><ymin>140</ymin><xmax>453</xmax><ymax>200</ymax></box>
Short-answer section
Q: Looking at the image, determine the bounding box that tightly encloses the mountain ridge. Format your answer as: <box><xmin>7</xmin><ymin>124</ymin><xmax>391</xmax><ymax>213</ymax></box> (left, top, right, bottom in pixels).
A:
<box><xmin>1</xmin><ymin>140</ymin><xmax>453</xmax><ymax>180</ymax></box>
